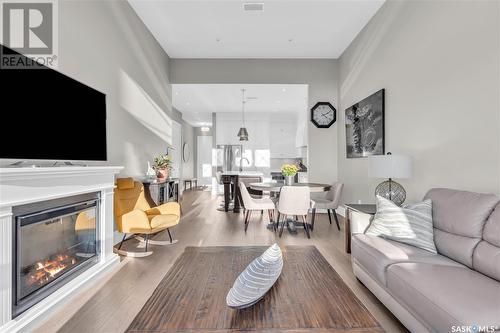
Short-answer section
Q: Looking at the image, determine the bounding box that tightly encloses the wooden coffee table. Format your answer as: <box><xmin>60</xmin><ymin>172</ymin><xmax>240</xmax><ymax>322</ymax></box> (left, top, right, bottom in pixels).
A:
<box><xmin>127</xmin><ymin>246</ymin><xmax>383</xmax><ymax>332</ymax></box>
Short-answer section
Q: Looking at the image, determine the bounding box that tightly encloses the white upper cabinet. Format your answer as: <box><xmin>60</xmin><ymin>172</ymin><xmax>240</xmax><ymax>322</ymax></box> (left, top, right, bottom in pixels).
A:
<box><xmin>270</xmin><ymin>119</ymin><xmax>296</xmax><ymax>158</ymax></box>
<box><xmin>216</xmin><ymin>112</ymin><xmax>299</xmax><ymax>159</ymax></box>
<box><xmin>295</xmin><ymin>110</ymin><xmax>308</xmax><ymax>148</ymax></box>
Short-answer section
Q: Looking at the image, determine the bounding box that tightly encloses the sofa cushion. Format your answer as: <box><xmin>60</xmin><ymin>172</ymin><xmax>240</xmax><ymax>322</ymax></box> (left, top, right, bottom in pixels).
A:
<box><xmin>473</xmin><ymin>204</ymin><xmax>500</xmax><ymax>281</ymax></box>
<box><xmin>424</xmin><ymin>188</ymin><xmax>499</xmax><ymax>267</ymax></box>
<box><xmin>387</xmin><ymin>263</ymin><xmax>500</xmax><ymax>333</ymax></box>
<box><xmin>473</xmin><ymin>241</ymin><xmax>500</xmax><ymax>282</ymax></box>
<box><xmin>351</xmin><ymin>234</ymin><xmax>463</xmax><ymax>285</ymax></box>
<box><xmin>483</xmin><ymin>204</ymin><xmax>500</xmax><ymax>247</ymax></box>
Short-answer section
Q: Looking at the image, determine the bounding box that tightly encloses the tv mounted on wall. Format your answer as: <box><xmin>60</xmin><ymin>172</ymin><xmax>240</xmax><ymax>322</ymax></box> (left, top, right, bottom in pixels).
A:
<box><xmin>0</xmin><ymin>45</ymin><xmax>107</xmax><ymax>161</ymax></box>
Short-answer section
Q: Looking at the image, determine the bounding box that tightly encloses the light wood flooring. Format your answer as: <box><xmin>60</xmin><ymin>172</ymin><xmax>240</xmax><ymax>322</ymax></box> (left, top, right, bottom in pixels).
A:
<box><xmin>35</xmin><ymin>188</ymin><xmax>407</xmax><ymax>333</ymax></box>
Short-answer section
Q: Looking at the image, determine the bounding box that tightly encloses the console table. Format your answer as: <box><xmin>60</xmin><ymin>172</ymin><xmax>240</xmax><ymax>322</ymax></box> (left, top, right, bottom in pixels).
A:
<box><xmin>142</xmin><ymin>179</ymin><xmax>179</xmax><ymax>207</ymax></box>
<box><xmin>344</xmin><ymin>204</ymin><xmax>376</xmax><ymax>253</ymax></box>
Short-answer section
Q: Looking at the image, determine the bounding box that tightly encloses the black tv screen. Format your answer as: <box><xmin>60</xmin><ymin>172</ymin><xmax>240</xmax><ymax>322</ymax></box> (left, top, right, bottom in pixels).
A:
<box><xmin>0</xmin><ymin>45</ymin><xmax>107</xmax><ymax>161</ymax></box>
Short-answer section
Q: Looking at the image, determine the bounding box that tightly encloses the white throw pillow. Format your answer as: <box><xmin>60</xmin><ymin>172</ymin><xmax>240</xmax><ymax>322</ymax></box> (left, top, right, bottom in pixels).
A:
<box><xmin>365</xmin><ymin>195</ymin><xmax>437</xmax><ymax>253</ymax></box>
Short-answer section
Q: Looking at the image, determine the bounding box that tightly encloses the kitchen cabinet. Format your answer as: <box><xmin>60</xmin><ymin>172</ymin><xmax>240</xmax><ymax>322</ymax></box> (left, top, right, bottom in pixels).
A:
<box><xmin>270</xmin><ymin>120</ymin><xmax>296</xmax><ymax>158</ymax></box>
<box><xmin>295</xmin><ymin>117</ymin><xmax>308</xmax><ymax>148</ymax></box>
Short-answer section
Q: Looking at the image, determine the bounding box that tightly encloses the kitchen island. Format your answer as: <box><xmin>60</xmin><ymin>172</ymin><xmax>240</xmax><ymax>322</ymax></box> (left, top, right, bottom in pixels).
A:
<box><xmin>221</xmin><ymin>171</ymin><xmax>264</xmax><ymax>212</ymax></box>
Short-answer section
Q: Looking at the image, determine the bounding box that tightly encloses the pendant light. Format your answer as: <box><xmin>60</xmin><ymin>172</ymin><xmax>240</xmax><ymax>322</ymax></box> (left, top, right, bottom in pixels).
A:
<box><xmin>237</xmin><ymin>89</ymin><xmax>249</xmax><ymax>141</ymax></box>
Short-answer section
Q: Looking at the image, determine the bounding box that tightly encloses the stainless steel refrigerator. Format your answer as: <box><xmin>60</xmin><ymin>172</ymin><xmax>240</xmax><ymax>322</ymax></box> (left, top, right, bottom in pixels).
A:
<box><xmin>216</xmin><ymin>144</ymin><xmax>243</xmax><ymax>172</ymax></box>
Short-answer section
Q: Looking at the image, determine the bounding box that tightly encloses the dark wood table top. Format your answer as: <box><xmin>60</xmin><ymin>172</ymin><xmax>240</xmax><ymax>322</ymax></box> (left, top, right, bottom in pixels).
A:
<box><xmin>127</xmin><ymin>246</ymin><xmax>382</xmax><ymax>333</ymax></box>
<box><xmin>142</xmin><ymin>178</ymin><xmax>179</xmax><ymax>184</ymax></box>
<box><xmin>345</xmin><ymin>203</ymin><xmax>377</xmax><ymax>215</ymax></box>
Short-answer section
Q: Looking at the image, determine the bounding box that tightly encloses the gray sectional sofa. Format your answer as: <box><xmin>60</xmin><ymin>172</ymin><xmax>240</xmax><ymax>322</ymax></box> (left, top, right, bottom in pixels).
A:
<box><xmin>350</xmin><ymin>188</ymin><xmax>500</xmax><ymax>332</ymax></box>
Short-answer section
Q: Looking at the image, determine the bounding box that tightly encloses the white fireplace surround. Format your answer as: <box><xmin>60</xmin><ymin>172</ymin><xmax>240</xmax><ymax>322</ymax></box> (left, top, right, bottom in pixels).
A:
<box><xmin>0</xmin><ymin>166</ymin><xmax>123</xmax><ymax>332</ymax></box>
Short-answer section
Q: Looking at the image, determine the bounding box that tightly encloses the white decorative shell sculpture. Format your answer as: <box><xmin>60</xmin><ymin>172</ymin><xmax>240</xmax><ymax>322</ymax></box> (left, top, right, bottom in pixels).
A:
<box><xmin>226</xmin><ymin>243</ymin><xmax>283</xmax><ymax>309</ymax></box>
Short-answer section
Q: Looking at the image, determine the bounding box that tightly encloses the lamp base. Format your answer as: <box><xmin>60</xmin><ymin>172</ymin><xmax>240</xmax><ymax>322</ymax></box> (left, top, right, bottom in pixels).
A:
<box><xmin>375</xmin><ymin>179</ymin><xmax>406</xmax><ymax>206</ymax></box>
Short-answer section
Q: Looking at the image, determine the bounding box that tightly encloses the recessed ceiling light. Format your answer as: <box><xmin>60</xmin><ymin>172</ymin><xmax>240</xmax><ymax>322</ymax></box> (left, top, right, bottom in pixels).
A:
<box><xmin>186</xmin><ymin>102</ymin><xmax>190</xmax><ymax>106</ymax></box>
<box><xmin>201</xmin><ymin>126</ymin><xmax>210</xmax><ymax>132</ymax></box>
<box><xmin>276</xmin><ymin>100</ymin><xmax>281</xmax><ymax>103</ymax></box>
<box><xmin>282</xmin><ymin>88</ymin><xmax>286</xmax><ymax>92</ymax></box>
<box><xmin>175</xmin><ymin>91</ymin><xmax>179</xmax><ymax>95</ymax></box>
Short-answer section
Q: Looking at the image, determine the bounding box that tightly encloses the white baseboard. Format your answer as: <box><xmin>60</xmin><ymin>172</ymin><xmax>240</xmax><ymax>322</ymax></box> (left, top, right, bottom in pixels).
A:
<box><xmin>314</xmin><ymin>206</ymin><xmax>346</xmax><ymax>217</ymax></box>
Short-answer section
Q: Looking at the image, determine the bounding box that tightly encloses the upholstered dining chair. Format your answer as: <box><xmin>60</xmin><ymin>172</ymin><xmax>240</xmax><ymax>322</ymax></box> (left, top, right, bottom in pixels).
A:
<box><xmin>310</xmin><ymin>182</ymin><xmax>343</xmax><ymax>231</ymax></box>
<box><xmin>114</xmin><ymin>177</ymin><xmax>181</xmax><ymax>257</ymax></box>
<box><xmin>277</xmin><ymin>186</ymin><xmax>311</xmax><ymax>238</ymax></box>
<box><xmin>239</xmin><ymin>182</ymin><xmax>275</xmax><ymax>232</ymax></box>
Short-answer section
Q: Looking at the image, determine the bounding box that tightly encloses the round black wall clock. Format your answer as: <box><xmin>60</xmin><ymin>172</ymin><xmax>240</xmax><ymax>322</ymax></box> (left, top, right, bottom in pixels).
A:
<box><xmin>311</xmin><ymin>102</ymin><xmax>336</xmax><ymax>128</ymax></box>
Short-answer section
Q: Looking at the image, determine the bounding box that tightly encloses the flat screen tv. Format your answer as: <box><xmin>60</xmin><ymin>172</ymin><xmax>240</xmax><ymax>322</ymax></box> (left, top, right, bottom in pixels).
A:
<box><xmin>0</xmin><ymin>45</ymin><xmax>107</xmax><ymax>161</ymax></box>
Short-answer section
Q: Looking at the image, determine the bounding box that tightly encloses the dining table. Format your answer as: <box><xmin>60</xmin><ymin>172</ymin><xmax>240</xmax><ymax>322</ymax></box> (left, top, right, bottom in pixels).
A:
<box><xmin>221</xmin><ymin>171</ymin><xmax>264</xmax><ymax>213</ymax></box>
<box><xmin>249</xmin><ymin>182</ymin><xmax>331</xmax><ymax>234</ymax></box>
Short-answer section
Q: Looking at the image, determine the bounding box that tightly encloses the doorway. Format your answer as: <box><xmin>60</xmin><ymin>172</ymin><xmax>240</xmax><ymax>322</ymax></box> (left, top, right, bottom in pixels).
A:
<box><xmin>197</xmin><ymin>136</ymin><xmax>213</xmax><ymax>186</ymax></box>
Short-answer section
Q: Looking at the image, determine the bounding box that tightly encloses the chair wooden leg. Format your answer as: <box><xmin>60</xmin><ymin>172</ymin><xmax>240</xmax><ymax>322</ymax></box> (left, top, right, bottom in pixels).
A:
<box><xmin>245</xmin><ymin>210</ymin><xmax>251</xmax><ymax>232</ymax></box>
<box><xmin>279</xmin><ymin>214</ymin><xmax>287</xmax><ymax>237</ymax></box>
<box><xmin>311</xmin><ymin>208</ymin><xmax>316</xmax><ymax>231</ymax></box>
<box><xmin>327</xmin><ymin>209</ymin><xmax>332</xmax><ymax>224</ymax></box>
<box><xmin>118</xmin><ymin>233</ymin><xmax>127</xmax><ymax>250</ymax></box>
<box><xmin>302</xmin><ymin>215</ymin><xmax>311</xmax><ymax>239</ymax></box>
<box><xmin>333</xmin><ymin>211</ymin><xmax>341</xmax><ymax>231</ymax></box>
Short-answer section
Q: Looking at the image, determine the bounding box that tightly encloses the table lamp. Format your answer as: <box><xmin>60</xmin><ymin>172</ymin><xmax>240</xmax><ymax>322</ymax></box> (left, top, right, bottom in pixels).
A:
<box><xmin>368</xmin><ymin>152</ymin><xmax>412</xmax><ymax>206</ymax></box>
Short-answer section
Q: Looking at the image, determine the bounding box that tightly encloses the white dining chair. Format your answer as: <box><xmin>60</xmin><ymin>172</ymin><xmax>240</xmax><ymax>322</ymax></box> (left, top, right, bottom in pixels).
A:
<box><xmin>277</xmin><ymin>186</ymin><xmax>311</xmax><ymax>238</ymax></box>
<box><xmin>310</xmin><ymin>182</ymin><xmax>343</xmax><ymax>231</ymax></box>
<box><xmin>239</xmin><ymin>182</ymin><xmax>276</xmax><ymax>232</ymax></box>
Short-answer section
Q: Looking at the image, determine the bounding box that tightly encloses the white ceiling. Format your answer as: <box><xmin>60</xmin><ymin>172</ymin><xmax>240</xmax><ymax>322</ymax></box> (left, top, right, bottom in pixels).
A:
<box><xmin>172</xmin><ymin>84</ymin><xmax>308</xmax><ymax>126</ymax></box>
<box><xmin>128</xmin><ymin>0</ymin><xmax>384</xmax><ymax>59</ymax></box>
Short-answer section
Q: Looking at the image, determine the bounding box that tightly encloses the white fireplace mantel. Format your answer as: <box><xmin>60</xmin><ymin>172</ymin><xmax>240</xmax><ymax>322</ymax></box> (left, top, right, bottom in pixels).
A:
<box><xmin>0</xmin><ymin>166</ymin><xmax>123</xmax><ymax>332</ymax></box>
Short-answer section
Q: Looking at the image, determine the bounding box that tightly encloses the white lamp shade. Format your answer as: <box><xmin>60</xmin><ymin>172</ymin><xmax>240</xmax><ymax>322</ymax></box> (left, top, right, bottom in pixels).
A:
<box><xmin>368</xmin><ymin>154</ymin><xmax>412</xmax><ymax>179</ymax></box>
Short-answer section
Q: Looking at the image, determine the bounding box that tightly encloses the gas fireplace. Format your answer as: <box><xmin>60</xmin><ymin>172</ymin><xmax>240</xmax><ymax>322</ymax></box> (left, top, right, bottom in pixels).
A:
<box><xmin>12</xmin><ymin>192</ymin><xmax>101</xmax><ymax>317</ymax></box>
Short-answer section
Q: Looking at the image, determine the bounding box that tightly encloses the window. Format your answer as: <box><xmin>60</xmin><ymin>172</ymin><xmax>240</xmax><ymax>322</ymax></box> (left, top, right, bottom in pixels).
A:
<box><xmin>235</xmin><ymin>149</ymin><xmax>253</xmax><ymax>168</ymax></box>
<box><xmin>255</xmin><ymin>149</ymin><xmax>270</xmax><ymax>167</ymax></box>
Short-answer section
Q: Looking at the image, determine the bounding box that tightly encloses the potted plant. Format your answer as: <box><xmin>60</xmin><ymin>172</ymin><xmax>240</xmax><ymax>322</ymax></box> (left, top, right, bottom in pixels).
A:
<box><xmin>281</xmin><ymin>164</ymin><xmax>299</xmax><ymax>186</ymax></box>
<box><xmin>154</xmin><ymin>153</ymin><xmax>172</xmax><ymax>181</ymax></box>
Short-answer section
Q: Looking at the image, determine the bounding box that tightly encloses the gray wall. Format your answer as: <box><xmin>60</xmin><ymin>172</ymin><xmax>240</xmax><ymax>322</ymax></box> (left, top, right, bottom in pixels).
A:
<box><xmin>338</xmin><ymin>0</ymin><xmax>500</xmax><ymax>203</ymax></box>
<box><xmin>170</xmin><ymin>59</ymin><xmax>339</xmax><ymax>185</ymax></box>
<box><xmin>56</xmin><ymin>0</ymin><xmax>174</xmax><ymax>177</ymax></box>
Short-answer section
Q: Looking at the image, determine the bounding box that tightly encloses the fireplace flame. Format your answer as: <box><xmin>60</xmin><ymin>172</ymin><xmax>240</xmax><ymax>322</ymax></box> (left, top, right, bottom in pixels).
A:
<box><xmin>27</xmin><ymin>254</ymin><xmax>77</xmax><ymax>286</ymax></box>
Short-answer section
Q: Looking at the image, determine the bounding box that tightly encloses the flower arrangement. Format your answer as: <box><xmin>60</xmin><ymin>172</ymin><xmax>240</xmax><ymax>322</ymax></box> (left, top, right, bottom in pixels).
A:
<box><xmin>154</xmin><ymin>154</ymin><xmax>172</xmax><ymax>181</ymax></box>
<box><xmin>154</xmin><ymin>154</ymin><xmax>172</xmax><ymax>170</ymax></box>
<box><xmin>281</xmin><ymin>164</ymin><xmax>299</xmax><ymax>177</ymax></box>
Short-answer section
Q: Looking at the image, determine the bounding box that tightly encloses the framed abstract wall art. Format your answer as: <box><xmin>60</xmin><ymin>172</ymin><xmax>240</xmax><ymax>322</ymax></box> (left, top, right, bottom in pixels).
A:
<box><xmin>345</xmin><ymin>89</ymin><xmax>385</xmax><ymax>158</ymax></box>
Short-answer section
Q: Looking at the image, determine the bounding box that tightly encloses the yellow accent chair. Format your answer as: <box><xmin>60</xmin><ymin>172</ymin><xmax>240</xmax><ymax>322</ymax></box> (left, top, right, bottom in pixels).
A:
<box><xmin>114</xmin><ymin>177</ymin><xmax>180</xmax><ymax>257</ymax></box>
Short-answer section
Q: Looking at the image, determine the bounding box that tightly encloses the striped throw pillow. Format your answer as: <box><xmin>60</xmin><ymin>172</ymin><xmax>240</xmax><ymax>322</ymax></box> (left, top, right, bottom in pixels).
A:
<box><xmin>366</xmin><ymin>195</ymin><xmax>437</xmax><ymax>253</ymax></box>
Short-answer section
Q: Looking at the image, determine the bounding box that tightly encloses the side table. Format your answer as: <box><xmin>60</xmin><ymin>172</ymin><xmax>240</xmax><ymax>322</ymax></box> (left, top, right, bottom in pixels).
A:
<box><xmin>344</xmin><ymin>204</ymin><xmax>376</xmax><ymax>253</ymax></box>
<box><xmin>143</xmin><ymin>179</ymin><xmax>179</xmax><ymax>207</ymax></box>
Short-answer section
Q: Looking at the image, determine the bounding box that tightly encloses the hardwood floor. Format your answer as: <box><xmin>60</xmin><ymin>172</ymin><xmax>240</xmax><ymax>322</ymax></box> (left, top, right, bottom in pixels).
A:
<box><xmin>35</xmin><ymin>188</ymin><xmax>407</xmax><ymax>333</ymax></box>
